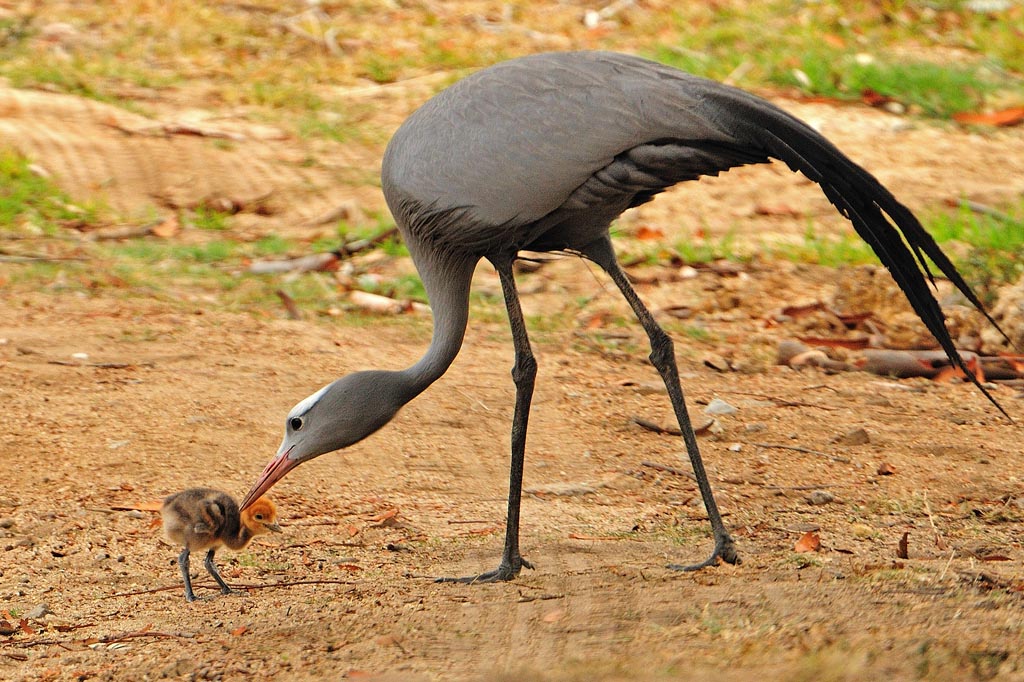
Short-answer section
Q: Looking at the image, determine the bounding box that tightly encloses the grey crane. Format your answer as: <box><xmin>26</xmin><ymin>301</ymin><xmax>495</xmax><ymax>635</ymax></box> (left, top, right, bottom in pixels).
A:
<box><xmin>240</xmin><ymin>50</ymin><xmax>1007</xmax><ymax>582</ymax></box>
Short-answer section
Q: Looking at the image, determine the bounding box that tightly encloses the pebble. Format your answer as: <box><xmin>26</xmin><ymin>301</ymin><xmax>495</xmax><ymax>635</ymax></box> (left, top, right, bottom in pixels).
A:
<box><xmin>806</xmin><ymin>490</ymin><xmax>835</xmax><ymax>505</ymax></box>
<box><xmin>26</xmin><ymin>603</ymin><xmax>51</xmax><ymax>619</ymax></box>
<box><xmin>704</xmin><ymin>398</ymin><xmax>737</xmax><ymax>416</ymax></box>
<box><xmin>833</xmin><ymin>427</ymin><xmax>870</xmax><ymax>446</ymax></box>
<box><xmin>0</xmin><ymin>518</ymin><xmax>13</xmax><ymax>529</ymax></box>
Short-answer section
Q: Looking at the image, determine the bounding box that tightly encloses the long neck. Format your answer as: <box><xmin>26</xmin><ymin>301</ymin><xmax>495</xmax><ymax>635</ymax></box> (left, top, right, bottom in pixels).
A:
<box><xmin>396</xmin><ymin>248</ymin><xmax>478</xmax><ymax>403</ymax></box>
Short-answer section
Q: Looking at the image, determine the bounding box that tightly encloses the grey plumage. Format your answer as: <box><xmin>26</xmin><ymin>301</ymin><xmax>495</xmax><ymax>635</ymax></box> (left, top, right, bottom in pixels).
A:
<box><xmin>241</xmin><ymin>51</ymin><xmax>1008</xmax><ymax>581</ymax></box>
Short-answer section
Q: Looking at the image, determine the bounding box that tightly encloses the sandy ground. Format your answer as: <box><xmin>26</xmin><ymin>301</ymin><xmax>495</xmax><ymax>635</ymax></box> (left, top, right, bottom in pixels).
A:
<box><xmin>2</xmin><ymin>33</ymin><xmax>1024</xmax><ymax>682</ymax></box>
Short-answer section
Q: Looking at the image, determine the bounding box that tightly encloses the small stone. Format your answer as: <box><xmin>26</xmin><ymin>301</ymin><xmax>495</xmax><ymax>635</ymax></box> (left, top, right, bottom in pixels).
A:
<box><xmin>807</xmin><ymin>490</ymin><xmax>835</xmax><ymax>505</ymax></box>
<box><xmin>94</xmin><ymin>551</ymin><xmax>109</xmax><ymax>562</ymax></box>
<box><xmin>25</xmin><ymin>603</ymin><xmax>51</xmax><ymax>620</ymax></box>
<box><xmin>833</xmin><ymin>427</ymin><xmax>870</xmax><ymax>446</ymax></box>
<box><xmin>728</xmin><ymin>443</ymin><xmax>742</xmax><ymax>452</ymax></box>
<box><xmin>703</xmin><ymin>354</ymin><xmax>732</xmax><ymax>372</ymax></box>
<box><xmin>744</xmin><ymin>423</ymin><xmax>767</xmax><ymax>433</ymax></box>
<box><xmin>852</xmin><ymin>523</ymin><xmax>875</xmax><ymax>539</ymax></box>
<box><xmin>0</xmin><ymin>519</ymin><xmax>13</xmax><ymax>529</ymax></box>
<box><xmin>704</xmin><ymin>398</ymin><xmax>737</xmax><ymax>416</ymax></box>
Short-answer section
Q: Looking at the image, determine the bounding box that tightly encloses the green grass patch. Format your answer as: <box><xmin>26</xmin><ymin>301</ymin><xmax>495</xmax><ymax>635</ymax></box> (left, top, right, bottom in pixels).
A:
<box><xmin>187</xmin><ymin>206</ymin><xmax>232</xmax><ymax>231</ymax></box>
<box><xmin>0</xmin><ymin>150</ymin><xmax>105</xmax><ymax>235</ymax></box>
<box><xmin>653</xmin><ymin>0</ymin><xmax>1024</xmax><ymax>120</ymax></box>
<box><xmin>788</xmin><ymin>54</ymin><xmax>1001</xmax><ymax>118</ymax></box>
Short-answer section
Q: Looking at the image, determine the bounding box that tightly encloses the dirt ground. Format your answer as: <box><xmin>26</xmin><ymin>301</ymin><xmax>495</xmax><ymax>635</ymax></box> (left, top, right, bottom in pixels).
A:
<box><xmin>3</xmin><ymin>38</ymin><xmax>1024</xmax><ymax>682</ymax></box>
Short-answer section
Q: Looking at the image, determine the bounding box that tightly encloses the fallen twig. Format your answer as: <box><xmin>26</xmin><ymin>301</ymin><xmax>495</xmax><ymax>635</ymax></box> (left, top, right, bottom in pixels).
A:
<box><xmin>47</xmin><ymin>360</ymin><xmax>153</xmax><ymax>369</ymax></box>
<box><xmin>94</xmin><ymin>629</ymin><xmax>193</xmax><ymax>643</ymax></box>
<box><xmin>89</xmin><ymin>221</ymin><xmax>163</xmax><ymax>240</ymax></box>
<box><xmin>632</xmin><ymin>417</ymin><xmax>682</xmax><ymax>437</ymax></box>
<box><xmin>631</xmin><ymin>416</ymin><xmax>715</xmax><ymax>436</ymax></box>
<box><xmin>0</xmin><ymin>254</ymin><xmax>87</xmax><ymax>263</ymax></box>
<box><xmin>641</xmin><ymin>460</ymin><xmax>696</xmax><ymax>480</ymax></box>
<box><xmin>276</xmin><ymin>289</ymin><xmax>302</xmax><ymax>320</ymax></box>
<box><xmin>763</xmin><ymin>483</ymin><xmax>852</xmax><ymax>491</ymax></box>
<box><xmin>103</xmin><ymin>578</ymin><xmax>357</xmax><ymax>599</ymax></box>
<box><xmin>750</xmin><ymin>442</ymin><xmax>850</xmax><ymax>464</ymax></box>
<box><xmin>718</xmin><ymin>389</ymin><xmax>837</xmax><ymax>410</ymax></box>
<box><xmin>517</xmin><ymin>592</ymin><xmax>563</xmax><ymax>603</ymax></box>
<box><xmin>334</xmin><ymin>226</ymin><xmax>399</xmax><ymax>257</ymax></box>
<box><xmin>10</xmin><ymin>628</ymin><xmax>193</xmax><ymax>649</ymax></box>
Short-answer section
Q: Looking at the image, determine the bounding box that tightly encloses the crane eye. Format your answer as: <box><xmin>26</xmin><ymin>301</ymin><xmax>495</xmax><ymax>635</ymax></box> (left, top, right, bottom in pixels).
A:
<box><xmin>254</xmin><ymin>513</ymin><xmax>264</xmax><ymax>521</ymax></box>
<box><xmin>289</xmin><ymin>417</ymin><xmax>303</xmax><ymax>431</ymax></box>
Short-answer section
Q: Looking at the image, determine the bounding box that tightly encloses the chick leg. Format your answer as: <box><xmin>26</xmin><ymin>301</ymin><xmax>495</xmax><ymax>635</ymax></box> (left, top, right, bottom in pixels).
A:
<box><xmin>177</xmin><ymin>548</ymin><xmax>197</xmax><ymax>602</ymax></box>
<box><xmin>203</xmin><ymin>549</ymin><xmax>233</xmax><ymax>595</ymax></box>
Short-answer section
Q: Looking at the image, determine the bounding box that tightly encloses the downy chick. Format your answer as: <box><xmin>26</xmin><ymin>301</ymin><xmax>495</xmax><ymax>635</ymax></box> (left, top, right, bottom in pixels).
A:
<box><xmin>161</xmin><ymin>488</ymin><xmax>281</xmax><ymax>602</ymax></box>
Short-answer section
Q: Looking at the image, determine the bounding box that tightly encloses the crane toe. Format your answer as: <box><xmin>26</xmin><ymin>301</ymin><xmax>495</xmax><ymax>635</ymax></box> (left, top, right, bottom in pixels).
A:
<box><xmin>667</xmin><ymin>533</ymin><xmax>740</xmax><ymax>572</ymax></box>
<box><xmin>434</xmin><ymin>556</ymin><xmax>534</xmax><ymax>584</ymax></box>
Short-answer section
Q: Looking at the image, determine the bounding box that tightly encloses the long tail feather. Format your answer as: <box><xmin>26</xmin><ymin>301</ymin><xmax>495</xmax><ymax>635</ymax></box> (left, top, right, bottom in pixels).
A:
<box><xmin>703</xmin><ymin>86</ymin><xmax>1011</xmax><ymax>418</ymax></box>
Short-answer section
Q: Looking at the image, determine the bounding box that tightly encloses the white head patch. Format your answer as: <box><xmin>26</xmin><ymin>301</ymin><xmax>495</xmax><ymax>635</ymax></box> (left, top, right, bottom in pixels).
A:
<box><xmin>289</xmin><ymin>383</ymin><xmax>330</xmax><ymax>419</ymax></box>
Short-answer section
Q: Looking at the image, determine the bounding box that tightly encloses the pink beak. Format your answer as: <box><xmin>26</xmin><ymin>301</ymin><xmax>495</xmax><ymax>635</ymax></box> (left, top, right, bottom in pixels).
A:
<box><xmin>240</xmin><ymin>445</ymin><xmax>299</xmax><ymax>511</ymax></box>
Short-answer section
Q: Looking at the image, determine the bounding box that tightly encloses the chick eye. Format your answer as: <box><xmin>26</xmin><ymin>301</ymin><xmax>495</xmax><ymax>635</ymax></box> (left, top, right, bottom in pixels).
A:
<box><xmin>254</xmin><ymin>514</ymin><xmax>264</xmax><ymax>521</ymax></box>
<box><xmin>290</xmin><ymin>417</ymin><xmax>303</xmax><ymax>431</ymax></box>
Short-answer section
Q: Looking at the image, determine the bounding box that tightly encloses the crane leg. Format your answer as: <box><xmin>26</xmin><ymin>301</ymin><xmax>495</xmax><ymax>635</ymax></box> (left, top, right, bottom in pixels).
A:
<box><xmin>586</xmin><ymin>237</ymin><xmax>739</xmax><ymax>570</ymax></box>
<box><xmin>436</xmin><ymin>256</ymin><xmax>535</xmax><ymax>584</ymax></box>
<box><xmin>204</xmin><ymin>548</ymin><xmax>235</xmax><ymax>595</ymax></box>
<box><xmin>177</xmin><ymin>547</ymin><xmax>198</xmax><ymax>602</ymax></box>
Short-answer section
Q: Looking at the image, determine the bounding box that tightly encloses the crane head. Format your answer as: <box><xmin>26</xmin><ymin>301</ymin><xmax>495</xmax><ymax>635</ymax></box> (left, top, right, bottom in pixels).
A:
<box><xmin>240</xmin><ymin>370</ymin><xmax>408</xmax><ymax>510</ymax></box>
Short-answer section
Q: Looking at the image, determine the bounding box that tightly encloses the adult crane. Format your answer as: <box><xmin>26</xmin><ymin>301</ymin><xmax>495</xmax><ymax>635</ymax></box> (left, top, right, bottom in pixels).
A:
<box><xmin>240</xmin><ymin>51</ymin><xmax>1008</xmax><ymax>582</ymax></box>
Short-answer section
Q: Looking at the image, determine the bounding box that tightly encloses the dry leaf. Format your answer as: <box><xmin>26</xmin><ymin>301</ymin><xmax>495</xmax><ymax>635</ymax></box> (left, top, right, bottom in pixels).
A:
<box><xmin>823</xmin><ymin>33</ymin><xmax>846</xmax><ymax>48</ymax></box>
<box><xmin>150</xmin><ymin>215</ymin><xmax>180</xmax><ymax>238</ymax></box>
<box><xmin>231</xmin><ymin>626</ymin><xmax>248</xmax><ymax>636</ymax></box>
<box><xmin>953</xmin><ymin>107</ymin><xmax>1024</xmax><ymax>127</ymax></box>
<box><xmin>794</xmin><ymin>530</ymin><xmax>821</xmax><ymax>553</ymax></box>
<box><xmin>797</xmin><ymin>336</ymin><xmax>871</xmax><ymax>350</ymax></box>
<box><xmin>634</xmin><ymin>225</ymin><xmax>665</xmax><ymax>241</ymax></box>
<box><xmin>368</xmin><ymin>508</ymin><xmax>399</xmax><ymax>523</ymax></box>
<box><xmin>897</xmin><ymin>532</ymin><xmax>909</xmax><ymax>559</ymax></box>
<box><xmin>346</xmin><ymin>523</ymin><xmax>360</xmax><ymax>537</ymax></box>
<box><xmin>861</xmin><ymin>88</ymin><xmax>896</xmax><ymax>108</ymax></box>
<box><xmin>754</xmin><ymin>202</ymin><xmax>803</xmax><ymax>217</ymax></box>
<box><xmin>781</xmin><ymin>302</ymin><xmax>826</xmax><ymax>318</ymax></box>
<box><xmin>877</xmin><ymin>462</ymin><xmax>897</xmax><ymax>476</ymax></box>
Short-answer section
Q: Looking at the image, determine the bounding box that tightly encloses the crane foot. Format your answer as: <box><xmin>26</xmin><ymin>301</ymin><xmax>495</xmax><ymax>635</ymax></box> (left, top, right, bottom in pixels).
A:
<box><xmin>435</xmin><ymin>556</ymin><xmax>534</xmax><ymax>584</ymax></box>
<box><xmin>666</xmin><ymin>533</ymin><xmax>740</xmax><ymax>572</ymax></box>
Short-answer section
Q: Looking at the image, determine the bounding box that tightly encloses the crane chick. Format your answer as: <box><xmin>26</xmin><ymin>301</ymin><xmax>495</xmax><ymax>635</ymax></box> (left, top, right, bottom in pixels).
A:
<box><xmin>161</xmin><ymin>488</ymin><xmax>281</xmax><ymax>602</ymax></box>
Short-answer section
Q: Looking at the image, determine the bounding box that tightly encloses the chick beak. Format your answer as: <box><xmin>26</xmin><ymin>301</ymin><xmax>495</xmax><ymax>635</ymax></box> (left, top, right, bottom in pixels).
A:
<box><xmin>240</xmin><ymin>445</ymin><xmax>299</xmax><ymax>511</ymax></box>
<box><xmin>265</xmin><ymin>522</ymin><xmax>283</xmax><ymax>533</ymax></box>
